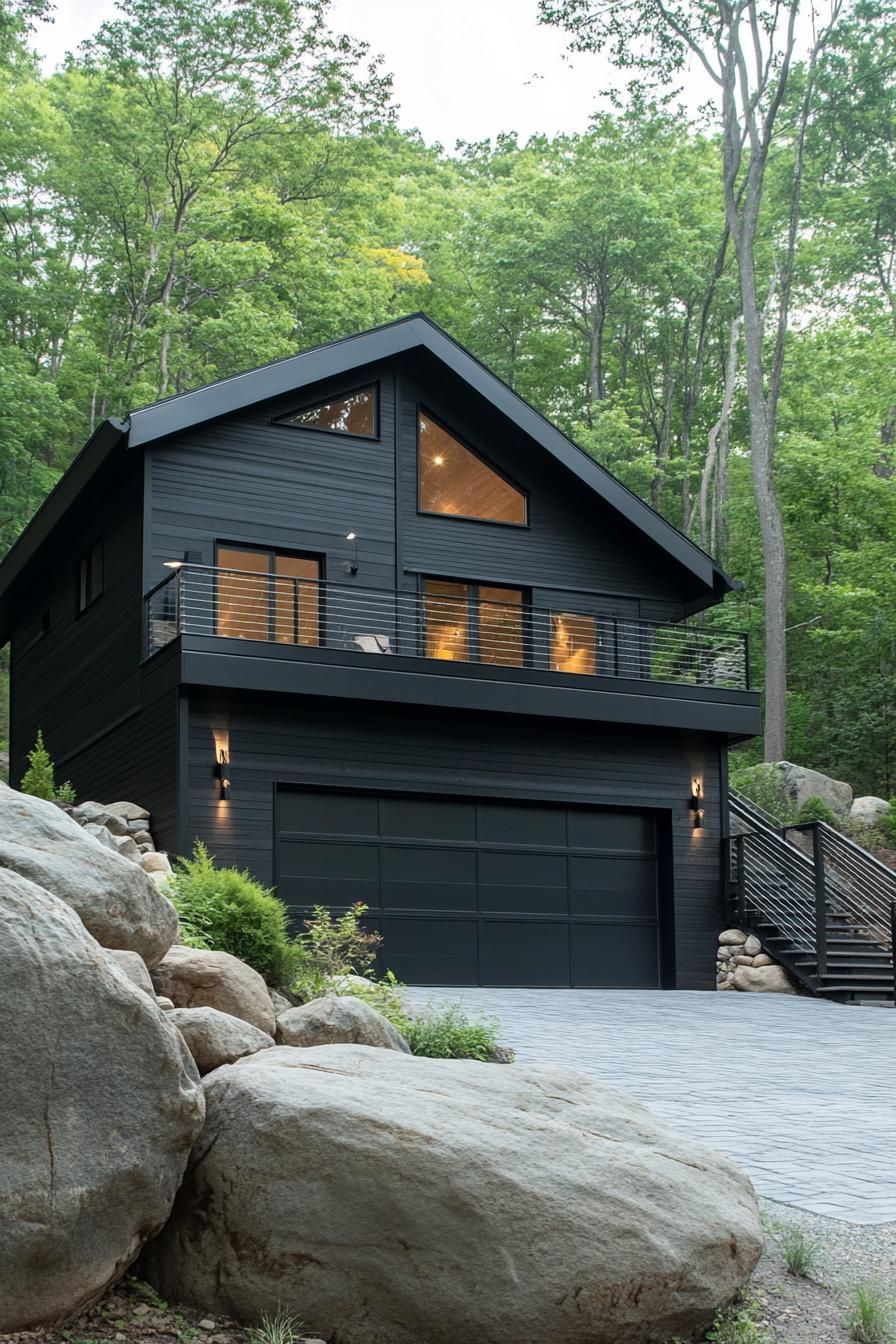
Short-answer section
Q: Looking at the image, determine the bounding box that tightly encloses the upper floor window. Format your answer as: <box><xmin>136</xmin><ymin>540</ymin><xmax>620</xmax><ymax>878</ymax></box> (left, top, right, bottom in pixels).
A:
<box><xmin>418</xmin><ymin>411</ymin><xmax>528</xmax><ymax>526</ymax></box>
<box><xmin>78</xmin><ymin>540</ymin><xmax>104</xmax><ymax>613</ymax></box>
<box><xmin>217</xmin><ymin>546</ymin><xmax>321</xmax><ymax>645</ymax></box>
<box><xmin>275</xmin><ymin>386</ymin><xmax>377</xmax><ymax>438</ymax></box>
<box><xmin>423</xmin><ymin>578</ymin><xmax>526</xmax><ymax>667</ymax></box>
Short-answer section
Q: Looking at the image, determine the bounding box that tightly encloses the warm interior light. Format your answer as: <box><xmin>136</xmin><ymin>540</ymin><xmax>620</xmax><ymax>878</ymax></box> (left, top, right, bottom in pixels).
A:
<box><xmin>433</xmin><ymin>454</ymin><xmax>444</xmax><ymax>466</ymax></box>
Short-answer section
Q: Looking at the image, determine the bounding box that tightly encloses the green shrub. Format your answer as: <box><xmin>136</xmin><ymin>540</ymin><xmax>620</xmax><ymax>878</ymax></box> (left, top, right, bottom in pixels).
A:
<box><xmin>795</xmin><ymin>795</ymin><xmax>838</xmax><ymax>827</ymax></box>
<box><xmin>291</xmin><ymin>902</ymin><xmax>382</xmax><ymax>1002</ymax></box>
<box><xmin>844</xmin><ymin>1282</ymin><xmax>896</xmax><ymax>1344</ymax></box>
<box><xmin>167</xmin><ymin>840</ymin><xmax>298</xmax><ymax>985</ymax></box>
<box><xmin>55</xmin><ymin>779</ymin><xmax>76</xmax><ymax>805</ymax></box>
<box><xmin>246</xmin><ymin>1311</ymin><xmax>304</xmax><ymax>1344</ymax></box>
<box><xmin>20</xmin><ymin>729</ymin><xmax>77</xmax><ymax>805</ymax></box>
<box><xmin>730</xmin><ymin>763</ymin><xmax>795</xmax><ymax>825</ymax></box>
<box><xmin>402</xmin><ymin>1001</ymin><xmax>501</xmax><ymax>1061</ymax></box>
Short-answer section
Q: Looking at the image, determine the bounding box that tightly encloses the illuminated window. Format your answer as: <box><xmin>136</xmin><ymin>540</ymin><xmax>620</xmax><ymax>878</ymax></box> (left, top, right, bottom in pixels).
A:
<box><xmin>217</xmin><ymin>546</ymin><xmax>320</xmax><ymax>644</ymax></box>
<box><xmin>423</xmin><ymin>578</ymin><xmax>525</xmax><ymax>666</ymax></box>
<box><xmin>78</xmin><ymin>540</ymin><xmax>104</xmax><ymax>613</ymax></box>
<box><xmin>551</xmin><ymin>612</ymin><xmax>596</xmax><ymax>675</ymax></box>
<box><xmin>418</xmin><ymin>412</ymin><xmax>527</xmax><ymax>525</ymax></box>
<box><xmin>276</xmin><ymin>386</ymin><xmax>376</xmax><ymax>437</ymax></box>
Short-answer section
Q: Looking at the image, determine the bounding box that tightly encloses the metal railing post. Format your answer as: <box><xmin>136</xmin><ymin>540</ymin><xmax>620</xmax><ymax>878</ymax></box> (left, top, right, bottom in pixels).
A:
<box><xmin>174</xmin><ymin>568</ymin><xmax>183</xmax><ymax>635</ymax></box>
<box><xmin>890</xmin><ymin>898</ymin><xmax>896</xmax><ymax>1005</ymax></box>
<box><xmin>734</xmin><ymin>834</ymin><xmax>746</xmax><ymax>925</ymax></box>
<box><xmin>812</xmin><ymin>823</ymin><xmax>827</xmax><ymax>981</ymax></box>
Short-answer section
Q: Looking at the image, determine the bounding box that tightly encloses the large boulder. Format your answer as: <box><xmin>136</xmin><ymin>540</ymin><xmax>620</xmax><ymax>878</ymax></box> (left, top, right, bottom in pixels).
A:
<box><xmin>733</xmin><ymin>964</ymin><xmax>797</xmax><ymax>994</ymax></box>
<box><xmin>152</xmin><ymin>945</ymin><xmax>275</xmax><ymax>1035</ymax></box>
<box><xmin>0</xmin><ymin>870</ymin><xmax>205</xmax><ymax>1332</ymax></box>
<box><xmin>0</xmin><ymin>782</ymin><xmax>178</xmax><ymax>966</ymax></box>
<box><xmin>102</xmin><ymin>948</ymin><xmax>155</xmax><ymax>997</ymax></box>
<box><xmin>850</xmin><ymin>796</ymin><xmax>891</xmax><ymax>827</ymax></box>
<box><xmin>169</xmin><ymin>1007</ymin><xmax>274</xmax><ymax>1075</ymax></box>
<box><xmin>143</xmin><ymin>1046</ymin><xmax>763</xmax><ymax>1344</ymax></box>
<box><xmin>276</xmin><ymin>995</ymin><xmax>410</xmax><ymax>1053</ymax></box>
<box><xmin>738</xmin><ymin>761</ymin><xmax>853</xmax><ymax>819</ymax></box>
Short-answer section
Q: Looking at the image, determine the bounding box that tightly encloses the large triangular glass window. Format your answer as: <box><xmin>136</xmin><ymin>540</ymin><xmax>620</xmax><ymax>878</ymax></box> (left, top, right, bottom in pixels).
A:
<box><xmin>418</xmin><ymin>411</ymin><xmax>527</xmax><ymax>526</ymax></box>
<box><xmin>276</xmin><ymin>385</ymin><xmax>377</xmax><ymax>438</ymax></box>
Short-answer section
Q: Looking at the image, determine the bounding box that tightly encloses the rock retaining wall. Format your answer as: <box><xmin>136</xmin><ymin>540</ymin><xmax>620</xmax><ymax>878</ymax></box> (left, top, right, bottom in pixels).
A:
<box><xmin>64</xmin><ymin>800</ymin><xmax>173</xmax><ymax>886</ymax></box>
<box><xmin>716</xmin><ymin>928</ymin><xmax>798</xmax><ymax>994</ymax></box>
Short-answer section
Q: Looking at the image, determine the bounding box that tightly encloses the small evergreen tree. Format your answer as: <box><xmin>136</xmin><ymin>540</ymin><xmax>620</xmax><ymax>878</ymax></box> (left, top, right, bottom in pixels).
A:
<box><xmin>20</xmin><ymin>729</ymin><xmax>56</xmax><ymax>801</ymax></box>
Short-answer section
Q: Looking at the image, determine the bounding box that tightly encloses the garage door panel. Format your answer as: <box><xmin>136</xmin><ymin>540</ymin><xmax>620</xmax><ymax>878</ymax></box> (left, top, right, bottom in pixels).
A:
<box><xmin>382</xmin><ymin>917</ymin><xmax>478</xmax><ymax>984</ymax></box>
<box><xmin>572</xmin><ymin>923</ymin><xmax>659</xmax><ymax>987</ymax></box>
<box><xmin>567</xmin><ymin>809</ymin><xmax>655</xmax><ymax>853</ymax></box>
<box><xmin>277</xmin><ymin>839</ymin><xmax>380</xmax><ymax>909</ymax></box>
<box><xmin>477</xmin><ymin>802</ymin><xmax>567</xmax><ymax>847</ymax></box>
<box><xmin>479</xmin><ymin>921</ymin><xmax>570</xmax><ymax>986</ymax></box>
<box><xmin>381</xmin><ymin>846</ymin><xmax>477</xmax><ymax>912</ymax></box>
<box><xmin>279</xmin><ymin>789</ymin><xmax>380</xmax><ymax>838</ymax></box>
<box><xmin>380</xmin><ymin>797</ymin><xmax>476</xmax><ymax>842</ymax></box>
<box><xmin>478</xmin><ymin>850</ymin><xmax>568</xmax><ymax>915</ymax></box>
<box><xmin>569</xmin><ymin>856</ymin><xmax>657</xmax><ymax>919</ymax></box>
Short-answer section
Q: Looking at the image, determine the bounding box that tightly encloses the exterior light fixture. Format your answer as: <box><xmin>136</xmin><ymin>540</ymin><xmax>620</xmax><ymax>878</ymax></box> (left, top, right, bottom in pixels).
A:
<box><xmin>163</xmin><ymin>560</ymin><xmax>183</xmax><ymax>569</ymax></box>
<box><xmin>216</xmin><ymin>747</ymin><xmax>231</xmax><ymax>800</ymax></box>
<box><xmin>689</xmin><ymin>778</ymin><xmax>704</xmax><ymax>828</ymax></box>
<box><xmin>344</xmin><ymin>530</ymin><xmax>359</xmax><ymax>576</ymax></box>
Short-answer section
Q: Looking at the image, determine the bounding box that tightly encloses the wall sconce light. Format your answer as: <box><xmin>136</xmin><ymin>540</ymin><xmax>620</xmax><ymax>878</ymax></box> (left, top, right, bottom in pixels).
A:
<box><xmin>344</xmin><ymin>530</ymin><xmax>359</xmax><ymax>576</ymax></box>
<box><xmin>216</xmin><ymin>747</ymin><xmax>231</xmax><ymax>800</ymax></box>
<box><xmin>690</xmin><ymin>778</ymin><xmax>704</xmax><ymax>828</ymax></box>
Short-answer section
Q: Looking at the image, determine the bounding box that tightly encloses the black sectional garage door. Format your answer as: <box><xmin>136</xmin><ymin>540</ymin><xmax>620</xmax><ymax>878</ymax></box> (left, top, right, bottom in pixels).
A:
<box><xmin>275</xmin><ymin>788</ymin><xmax>661</xmax><ymax>987</ymax></box>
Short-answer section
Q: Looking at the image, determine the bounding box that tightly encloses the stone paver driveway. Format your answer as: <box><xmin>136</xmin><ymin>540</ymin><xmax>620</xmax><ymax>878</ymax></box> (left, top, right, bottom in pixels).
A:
<box><xmin>413</xmin><ymin>988</ymin><xmax>896</xmax><ymax>1225</ymax></box>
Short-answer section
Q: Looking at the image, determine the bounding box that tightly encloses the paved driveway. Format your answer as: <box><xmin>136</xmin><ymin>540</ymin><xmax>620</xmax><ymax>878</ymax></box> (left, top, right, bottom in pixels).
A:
<box><xmin>412</xmin><ymin>989</ymin><xmax>896</xmax><ymax>1225</ymax></box>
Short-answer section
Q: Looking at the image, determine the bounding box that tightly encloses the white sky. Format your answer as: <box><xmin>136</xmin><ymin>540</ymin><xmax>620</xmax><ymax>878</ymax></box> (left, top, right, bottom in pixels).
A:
<box><xmin>33</xmin><ymin>0</ymin><xmax>716</xmax><ymax>146</ymax></box>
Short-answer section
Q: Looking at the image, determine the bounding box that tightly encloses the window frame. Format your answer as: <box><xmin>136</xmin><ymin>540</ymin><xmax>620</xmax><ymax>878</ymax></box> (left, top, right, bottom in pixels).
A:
<box><xmin>214</xmin><ymin>541</ymin><xmax>324</xmax><ymax>646</ymax></box>
<box><xmin>416</xmin><ymin>405</ymin><xmax>530</xmax><ymax>529</ymax></box>
<box><xmin>271</xmin><ymin>380</ymin><xmax>380</xmax><ymax>441</ymax></box>
<box><xmin>76</xmin><ymin>539</ymin><xmax>104</xmax><ymax>616</ymax></box>
<box><xmin>420</xmin><ymin>574</ymin><xmax>531</xmax><ymax>667</ymax></box>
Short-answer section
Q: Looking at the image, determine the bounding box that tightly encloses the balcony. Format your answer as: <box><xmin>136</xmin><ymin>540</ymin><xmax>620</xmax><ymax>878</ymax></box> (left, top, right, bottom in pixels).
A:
<box><xmin>144</xmin><ymin>564</ymin><xmax>757</xmax><ymax>735</ymax></box>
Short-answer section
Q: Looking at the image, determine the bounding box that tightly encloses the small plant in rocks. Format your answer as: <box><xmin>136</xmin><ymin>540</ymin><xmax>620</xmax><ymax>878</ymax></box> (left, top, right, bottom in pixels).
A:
<box><xmin>20</xmin><ymin>727</ymin><xmax>76</xmax><ymax>803</ymax></box>
<box><xmin>246</xmin><ymin>1309</ymin><xmax>304</xmax><ymax>1344</ymax></box>
<box><xmin>291</xmin><ymin>901</ymin><xmax>382</xmax><ymax>1002</ymax></box>
<box><xmin>844</xmin><ymin>1281</ymin><xmax>896</xmax><ymax>1344</ymax></box>
<box><xmin>706</xmin><ymin>1296</ymin><xmax>774</xmax><ymax>1344</ymax></box>
<box><xmin>402</xmin><ymin>1000</ymin><xmax>502</xmax><ymax>1061</ymax></box>
<box><xmin>773</xmin><ymin>1220</ymin><xmax>823</xmax><ymax>1279</ymax></box>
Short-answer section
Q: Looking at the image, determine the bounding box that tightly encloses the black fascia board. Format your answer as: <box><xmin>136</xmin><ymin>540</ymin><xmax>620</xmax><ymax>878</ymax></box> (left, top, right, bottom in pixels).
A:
<box><xmin>0</xmin><ymin>416</ymin><xmax>129</xmax><ymax>642</ymax></box>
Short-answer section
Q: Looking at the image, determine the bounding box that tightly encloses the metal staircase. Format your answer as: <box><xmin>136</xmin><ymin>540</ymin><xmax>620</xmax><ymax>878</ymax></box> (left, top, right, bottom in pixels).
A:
<box><xmin>727</xmin><ymin>790</ymin><xmax>895</xmax><ymax>1005</ymax></box>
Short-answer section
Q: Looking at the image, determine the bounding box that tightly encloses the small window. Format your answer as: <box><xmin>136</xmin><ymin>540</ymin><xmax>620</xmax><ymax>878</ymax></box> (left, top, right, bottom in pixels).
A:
<box><xmin>276</xmin><ymin>386</ymin><xmax>377</xmax><ymax>437</ymax></box>
<box><xmin>418</xmin><ymin>411</ymin><xmax>527</xmax><ymax>526</ymax></box>
<box><xmin>78</xmin><ymin>541</ymin><xmax>104</xmax><ymax>613</ymax></box>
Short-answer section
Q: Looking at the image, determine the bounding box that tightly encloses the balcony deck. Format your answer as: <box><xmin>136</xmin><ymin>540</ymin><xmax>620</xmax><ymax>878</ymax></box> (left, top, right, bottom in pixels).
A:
<box><xmin>144</xmin><ymin>565</ymin><xmax>760</xmax><ymax>738</ymax></box>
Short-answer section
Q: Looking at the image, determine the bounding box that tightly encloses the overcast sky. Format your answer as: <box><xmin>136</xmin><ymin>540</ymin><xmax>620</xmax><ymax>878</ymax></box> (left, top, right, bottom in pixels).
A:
<box><xmin>32</xmin><ymin>0</ymin><xmax>716</xmax><ymax>147</ymax></box>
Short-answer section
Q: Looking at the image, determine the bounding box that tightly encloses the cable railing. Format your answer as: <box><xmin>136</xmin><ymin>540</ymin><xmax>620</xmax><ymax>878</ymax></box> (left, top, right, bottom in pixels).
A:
<box><xmin>145</xmin><ymin>564</ymin><xmax>751</xmax><ymax>689</ymax></box>
<box><xmin>729</xmin><ymin>789</ymin><xmax>894</xmax><ymax>998</ymax></box>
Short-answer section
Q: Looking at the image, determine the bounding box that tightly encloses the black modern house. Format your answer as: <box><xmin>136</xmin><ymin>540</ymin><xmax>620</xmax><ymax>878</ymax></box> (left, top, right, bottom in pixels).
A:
<box><xmin>0</xmin><ymin>315</ymin><xmax>759</xmax><ymax>988</ymax></box>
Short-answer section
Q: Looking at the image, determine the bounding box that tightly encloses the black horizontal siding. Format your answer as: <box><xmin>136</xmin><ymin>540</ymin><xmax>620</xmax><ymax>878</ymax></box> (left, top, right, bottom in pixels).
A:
<box><xmin>9</xmin><ymin>455</ymin><xmax>144</xmax><ymax>785</ymax></box>
<box><xmin>148</xmin><ymin>359</ymin><xmax>397</xmax><ymax>594</ymax></box>
<box><xmin>185</xmin><ymin>689</ymin><xmax>725</xmax><ymax>989</ymax></box>
<box><xmin>51</xmin><ymin>691</ymin><xmax>180</xmax><ymax>851</ymax></box>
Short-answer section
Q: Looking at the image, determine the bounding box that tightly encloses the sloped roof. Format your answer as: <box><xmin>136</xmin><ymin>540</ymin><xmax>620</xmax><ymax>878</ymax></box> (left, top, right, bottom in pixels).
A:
<box><xmin>0</xmin><ymin>313</ymin><xmax>733</xmax><ymax>628</ymax></box>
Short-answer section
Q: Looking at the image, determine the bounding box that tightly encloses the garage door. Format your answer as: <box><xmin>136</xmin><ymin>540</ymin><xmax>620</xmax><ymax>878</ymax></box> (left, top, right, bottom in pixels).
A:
<box><xmin>275</xmin><ymin>788</ymin><xmax>661</xmax><ymax>987</ymax></box>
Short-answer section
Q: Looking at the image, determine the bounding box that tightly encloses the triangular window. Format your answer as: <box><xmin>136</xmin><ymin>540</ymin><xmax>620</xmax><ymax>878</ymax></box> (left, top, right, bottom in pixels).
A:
<box><xmin>418</xmin><ymin>411</ymin><xmax>527</xmax><ymax>525</ymax></box>
<box><xmin>276</xmin><ymin>385</ymin><xmax>377</xmax><ymax>438</ymax></box>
